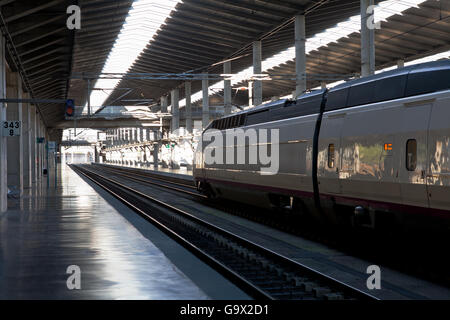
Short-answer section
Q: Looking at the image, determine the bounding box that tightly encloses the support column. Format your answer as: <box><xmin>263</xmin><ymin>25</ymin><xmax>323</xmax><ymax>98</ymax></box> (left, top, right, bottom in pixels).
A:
<box><xmin>397</xmin><ymin>59</ymin><xmax>404</xmax><ymax>68</ymax></box>
<box><xmin>202</xmin><ymin>74</ymin><xmax>209</xmax><ymax>129</ymax></box>
<box><xmin>34</xmin><ymin>109</ymin><xmax>38</xmax><ymax>179</ymax></box>
<box><xmin>36</xmin><ymin>117</ymin><xmax>41</xmax><ymax>178</ymax></box>
<box><xmin>40</xmin><ymin>118</ymin><xmax>45</xmax><ymax>176</ymax></box>
<box><xmin>295</xmin><ymin>15</ymin><xmax>306</xmax><ymax>98</ymax></box>
<box><xmin>185</xmin><ymin>82</ymin><xmax>192</xmax><ymax>134</ymax></box>
<box><xmin>248</xmin><ymin>81</ymin><xmax>253</xmax><ymax>107</ymax></box>
<box><xmin>252</xmin><ymin>41</ymin><xmax>262</xmax><ymax>106</ymax></box>
<box><xmin>160</xmin><ymin>96</ymin><xmax>168</xmax><ymax>113</ymax></box>
<box><xmin>30</xmin><ymin>104</ymin><xmax>36</xmax><ymax>182</ymax></box>
<box><xmin>23</xmin><ymin>92</ymin><xmax>31</xmax><ymax>188</ymax></box>
<box><xmin>0</xmin><ymin>35</ymin><xmax>7</xmax><ymax>212</ymax></box>
<box><xmin>171</xmin><ymin>88</ymin><xmax>179</xmax><ymax>134</ymax></box>
<box><xmin>361</xmin><ymin>0</ymin><xmax>375</xmax><ymax>77</ymax></box>
<box><xmin>153</xmin><ymin>143</ymin><xmax>159</xmax><ymax>169</ymax></box>
<box><xmin>224</xmin><ymin>61</ymin><xmax>232</xmax><ymax>115</ymax></box>
<box><xmin>6</xmin><ymin>70</ymin><xmax>23</xmax><ymax>196</ymax></box>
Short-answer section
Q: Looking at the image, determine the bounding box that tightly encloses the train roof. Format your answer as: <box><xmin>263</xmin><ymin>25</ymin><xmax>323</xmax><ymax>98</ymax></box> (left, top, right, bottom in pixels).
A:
<box><xmin>326</xmin><ymin>59</ymin><xmax>450</xmax><ymax>111</ymax></box>
<box><xmin>206</xmin><ymin>60</ymin><xmax>450</xmax><ymax>131</ymax></box>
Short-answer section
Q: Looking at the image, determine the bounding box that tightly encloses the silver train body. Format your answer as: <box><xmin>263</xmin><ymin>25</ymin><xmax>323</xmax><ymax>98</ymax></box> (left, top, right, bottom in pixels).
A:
<box><xmin>194</xmin><ymin>61</ymin><xmax>450</xmax><ymax>229</ymax></box>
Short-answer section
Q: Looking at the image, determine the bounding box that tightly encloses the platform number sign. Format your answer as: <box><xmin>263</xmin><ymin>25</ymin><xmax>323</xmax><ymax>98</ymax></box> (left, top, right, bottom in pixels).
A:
<box><xmin>2</xmin><ymin>121</ymin><xmax>21</xmax><ymax>137</ymax></box>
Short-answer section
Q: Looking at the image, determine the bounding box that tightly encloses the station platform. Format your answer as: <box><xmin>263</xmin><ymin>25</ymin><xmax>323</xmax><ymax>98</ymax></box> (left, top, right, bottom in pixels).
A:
<box><xmin>0</xmin><ymin>165</ymin><xmax>248</xmax><ymax>300</ymax></box>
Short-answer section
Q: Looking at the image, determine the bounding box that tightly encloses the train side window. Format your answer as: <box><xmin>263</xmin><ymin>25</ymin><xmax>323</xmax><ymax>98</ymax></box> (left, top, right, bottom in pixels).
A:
<box><xmin>328</xmin><ymin>144</ymin><xmax>335</xmax><ymax>168</ymax></box>
<box><xmin>406</xmin><ymin>139</ymin><xmax>417</xmax><ymax>171</ymax></box>
<box><xmin>225</xmin><ymin>117</ymin><xmax>231</xmax><ymax>129</ymax></box>
<box><xmin>232</xmin><ymin>116</ymin><xmax>238</xmax><ymax>128</ymax></box>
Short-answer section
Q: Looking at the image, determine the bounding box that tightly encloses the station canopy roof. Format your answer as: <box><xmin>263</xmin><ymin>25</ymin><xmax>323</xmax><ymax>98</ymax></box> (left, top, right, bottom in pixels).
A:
<box><xmin>0</xmin><ymin>0</ymin><xmax>449</xmax><ymax>127</ymax></box>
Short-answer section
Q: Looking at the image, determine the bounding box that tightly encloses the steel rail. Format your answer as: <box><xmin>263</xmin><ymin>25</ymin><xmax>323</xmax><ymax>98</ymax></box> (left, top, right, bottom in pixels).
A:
<box><xmin>91</xmin><ymin>164</ymin><xmax>204</xmax><ymax>198</ymax></box>
<box><xmin>72</xmin><ymin>164</ymin><xmax>273</xmax><ymax>300</ymax></box>
<box><xmin>94</xmin><ymin>164</ymin><xmax>197</xmax><ymax>189</ymax></box>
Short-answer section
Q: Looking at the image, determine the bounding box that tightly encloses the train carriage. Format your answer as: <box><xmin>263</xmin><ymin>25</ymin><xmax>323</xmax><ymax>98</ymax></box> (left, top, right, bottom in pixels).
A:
<box><xmin>194</xmin><ymin>60</ymin><xmax>450</xmax><ymax>230</ymax></box>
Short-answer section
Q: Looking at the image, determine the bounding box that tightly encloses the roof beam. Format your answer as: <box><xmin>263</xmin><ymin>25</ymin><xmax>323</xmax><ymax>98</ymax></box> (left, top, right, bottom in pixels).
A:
<box><xmin>5</xmin><ymin>0</ymin><xmax>65</xmax><ymax>23</ymax></box>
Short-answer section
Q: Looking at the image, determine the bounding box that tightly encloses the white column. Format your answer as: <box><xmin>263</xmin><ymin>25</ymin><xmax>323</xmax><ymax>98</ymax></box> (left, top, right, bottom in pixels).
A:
<box><xmin>171</xmin><ymin>88</ymin><xmax>179</xmax><ymax>134</ymax></box>
<box><xmin>295</xmin><ymin>15</ymin><xmax>306</xmax><ymax>98</ymax></box>
<box><xmin>34</xmin><ymin>108</ymin><xmax>38</xmax><ymax>180</ymax></box>
<box><xmin>7</xmin><ymin>71</ymin><xmax>23</xmax><ymax>196</ymax></box>
<box><xmin>253</xmin><ymin>41</ymin><xmax>262</xmax><ymax>106</ymax></box>
<box><xmin>0</xmin><ymin>35</ymin><xmax>7</xmax><ymax>212</ymax></box>
<box><xmin>361</xmin><ymin>0</ymin><xmax>375</xmax><ymax>77</ymax></box>
<box><xmin>30</xmin><ymin>105</ymin><xmax>36</xmax><ymax>182</ymax></box>
<box><xmin>202</xmin><ymin>74</ymin><xmax>209</xmax><ymax>129</ymax></box>
<box><xmin>160</xmin><ymin>96</ymin><xmax>168</xmax><ymax>113</ymax></box>
<box><xmin>248</xmin><ymin>81</ymin><xmax>253</xmax><ymax>107</ymax></box>
<box><xmin>36</xmin><ymin>118</ymin><xmax>40</xmax><ymax>177</ymax></box>
<box><xmin>185</xmin><ymin>82</ymin><xmax>192</xmax><ymax>134</ymax></box>
<box><xmin>153</xmin><ymin>143</ymin><xmax>159</xmax><ymax>169</ymax></box>
<box><xmin>224</xmin><ymin>61</ymin><xmax>232</xmax><ymax>115</ymax></box>
<box><xmin>23</xmin><ymin>92</ymin><xmax>31</xmax><ymax>188</ymax></box>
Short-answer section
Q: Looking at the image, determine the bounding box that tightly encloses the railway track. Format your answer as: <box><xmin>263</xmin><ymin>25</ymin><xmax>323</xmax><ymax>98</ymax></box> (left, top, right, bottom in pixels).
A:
<box><xmin>71</xmin><ymin>164</ymin><xmax>377</xmax><ymax>301</ymax></box>
<box><xmin>86</xmin><ymin>164</ymin><xmax>450</xmax><ymax>291</ymax></box>
<box><xmin>91</xmin><ymin>164</ymin><xmax>204</xmax><ymax>198</ymax></box>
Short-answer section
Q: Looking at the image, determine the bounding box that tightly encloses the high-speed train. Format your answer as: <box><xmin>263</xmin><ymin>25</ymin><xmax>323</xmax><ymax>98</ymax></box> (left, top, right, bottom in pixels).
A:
<box><xmin>194</xmin><ymin>60</ymin><xmax>450</xmax><ymax>230</ymax></box>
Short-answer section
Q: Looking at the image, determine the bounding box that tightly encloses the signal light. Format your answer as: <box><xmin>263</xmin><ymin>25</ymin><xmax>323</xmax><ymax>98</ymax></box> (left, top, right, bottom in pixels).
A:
<box><xmin>65</xmin><ymin>99</ymin><xmax>75</xmax><ymax>117</ymax></box>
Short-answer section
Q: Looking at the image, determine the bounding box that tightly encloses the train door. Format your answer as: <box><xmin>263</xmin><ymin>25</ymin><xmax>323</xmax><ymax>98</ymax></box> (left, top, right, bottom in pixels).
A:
<box><xmin>317</xmin><ymin>113</ymin><xmax>345</xmax><ymax>194</ymax></box>
<box><xmin>398</xmin><ymin>101</ymin><xmax>432</xmax><ymax>208</ymax></box>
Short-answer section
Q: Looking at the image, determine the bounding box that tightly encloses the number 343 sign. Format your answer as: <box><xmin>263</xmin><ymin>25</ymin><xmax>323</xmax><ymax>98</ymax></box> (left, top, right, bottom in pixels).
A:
<box><xmin>2</xmin><ymin>121</ymin><xmax>21</xmax><ymax>137</ymax></box>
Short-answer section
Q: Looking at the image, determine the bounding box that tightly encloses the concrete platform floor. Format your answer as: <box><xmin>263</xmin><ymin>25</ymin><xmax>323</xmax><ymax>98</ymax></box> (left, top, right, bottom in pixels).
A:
<box><xmin>0</xmin><ymin>166</ymin><xmax>248</xmax><ymax>300</ymax></box>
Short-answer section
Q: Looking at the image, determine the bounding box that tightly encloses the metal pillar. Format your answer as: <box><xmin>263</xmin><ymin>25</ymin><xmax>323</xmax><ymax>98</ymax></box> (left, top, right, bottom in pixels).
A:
<box><xmin>6</xmin><ymin>71</ymin><xmax>23</xmax><ymax>196</ymax></box>
<box><xmin>0</xmin><ymin>35</ymin><xmax>7</xmax><ymax>212</ymax></box>
<box><xmin>202</xmin><ymin>74</ymin><xmax>209</xmax><ymax>129</ymax></box>
<box><xmin>295</xmin><ymin>15</ymin><xmax>306</xmax><ymax>98</ymax></box>
<box><xmin>397</xmin><ymin>59</ymin><xmax>405</xmax><ymax>68</ymax></box>
<box><xmin>361</xmin><ymin>0</ymin><xmax>375</xmax><ymax>77</ymax></box>
<box><xmin>30</xmin><ymin>104</ymin><xmax>36</xmax><ymax>182</ymax></box>
<box><xmin>161</xmin><ymin>96</ymin><xmax>168</xmax><ymax>113</ymax></box>
<box><xmin>171</xmin><ymin>88</ymin><xmax>179</xmax><ymax>134</ymax></box>
<box><xmin>185</xmin><ymin>81</ymin><xmax>192</xmax><ymax>134</ymax></box>
<box><xmin>224</xmin><ymin>61</ymin><xmax>232</xmax><ymax>115</ymax></box>
<box><xmin>23</xmin><ymin>92</ymin><xmax>32</xmax><ymax>188</ymax></box>
<box><xmin>248</xmin><ymin>81</ymin><xmax>253</xmax><ymax>107</ymax></box>
<box><xmin>153</xmin><ymin>143</ymin><xmax>159</xmax><ymax>169</ymax></box>
<box><xmin>34</xmin><ymin>108</ymin><xmax>38</xmax><ymax>179</ymax></box>
<box><xmin>87</xmin><ymin>79</ymin><xmax>91</xmax><ymax>116</ymax></box>
<box><xmin>253</xmin><ymin>41</ymin><xmax>262</xmax><ymax>106</ymax></box>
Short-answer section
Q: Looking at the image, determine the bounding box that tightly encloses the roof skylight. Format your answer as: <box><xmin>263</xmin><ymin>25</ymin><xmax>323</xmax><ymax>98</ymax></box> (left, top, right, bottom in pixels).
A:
<box><xmin>179</xmin><ymin>0</ymin><xmax>427</xmax><ymax>108</ymax></box>
<box><xmin>87</xmin><ymin>0</ymin><xmax>180</xmax><ymax>108</ymax></box>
